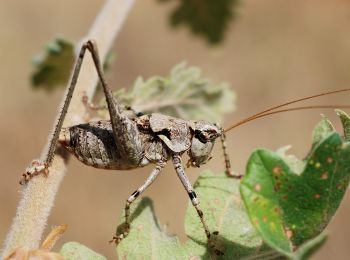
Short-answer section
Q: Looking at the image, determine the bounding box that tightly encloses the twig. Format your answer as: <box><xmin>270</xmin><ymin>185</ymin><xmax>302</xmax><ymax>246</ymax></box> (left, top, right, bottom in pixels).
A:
<box><xmin>1</xmin><ymin>0</ymin><xmax>135</xmax><ymax>256</ymax></box>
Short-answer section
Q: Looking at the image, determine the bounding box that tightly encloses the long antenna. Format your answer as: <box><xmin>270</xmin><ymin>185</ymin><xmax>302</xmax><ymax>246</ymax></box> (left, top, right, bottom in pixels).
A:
<box><xmin>224</xmin><ymin>88</ymin><xmax>350</xmax><ymax>132</ymax></box>
<box><xmin>224</xmin><ymin>105</ymin><xmax>350</xmax><ymax>131</ymax></box>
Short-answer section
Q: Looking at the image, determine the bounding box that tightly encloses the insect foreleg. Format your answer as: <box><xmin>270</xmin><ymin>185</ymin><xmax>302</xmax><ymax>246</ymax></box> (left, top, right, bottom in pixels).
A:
<box><xmin>84</xmin><ymin>41</ymin><xmax>143</xmax><ymax>165</ymax></box>
<box><xmin>171</xmin><ymin>154</ymin><xmax>211</xmax><ymax>239</ymax></box>
<box><xmin>112</xmin><ymin>160</ymin><xmax>166</xmax><ymax>245</ymax></box>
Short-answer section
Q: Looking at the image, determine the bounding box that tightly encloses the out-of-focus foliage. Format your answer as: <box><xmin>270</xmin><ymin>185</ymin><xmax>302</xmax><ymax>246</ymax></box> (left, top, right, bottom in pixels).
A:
<box><xmin>99</xmin><ymin>62</ymin><xmax>235</xmax><ymax>123</ymax></box>
<box><xmin>30</xmin><ymin>37</ymin><xmax>115</xmax><ymax>91</ymax></box>
<box><xmin>159</xmin><ymin>0</ymin><xmax>240</xmax><ymax>44</ymax></box>
<box><xmin>31</xmin><ymin>37</ymin><xmax>74</xmax><ymax>91</ymax></box>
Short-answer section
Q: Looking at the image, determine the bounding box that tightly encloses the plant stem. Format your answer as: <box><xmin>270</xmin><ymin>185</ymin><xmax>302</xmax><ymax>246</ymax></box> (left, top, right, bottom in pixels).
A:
<box><xmin>1</xmin><ymin>0</ymin><xmax>135</xmax><ymax>256</ymax></box>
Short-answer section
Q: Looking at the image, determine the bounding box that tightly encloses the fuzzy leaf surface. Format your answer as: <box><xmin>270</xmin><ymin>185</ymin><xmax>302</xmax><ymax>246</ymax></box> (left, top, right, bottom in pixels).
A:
<box><xmin>116</xmin><ymin>173</ymin><xmax>286</xmax><ymax>259</ymax></box>
<box><xmin>336</xmin><ymin>109</ymin><xmax>350</xmax><ymax>141</ymax></box>
<box><xmin>183</xmin><ymin>171</ymin><xmax>281</xmax><ymax>259</ymax></box>
<box><xmin>311</xmin><ymin>115</ymin><xmax>334</xmax><ymax>147</ymax></box>
<box><xmin>102</xmin><ymin>62</ymin><xmax>235</xmax><ymax>122</ymax></box>
<box><xmin>60</xmin><ymin>242</ymin><xmax>106</xmax><ymax>260</ymax></box>
<box><xmin>116</xmin><ymin>198</ymin><xmax>186</xmax><ymax>259</ymax></box>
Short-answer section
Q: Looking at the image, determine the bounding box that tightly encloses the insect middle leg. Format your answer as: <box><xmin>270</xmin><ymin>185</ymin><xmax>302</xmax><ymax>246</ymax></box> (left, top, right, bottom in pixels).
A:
<box><xmin>112</xmin><ymin>160</ymin><xmax>166</xmax><ymax>244</ymax></box>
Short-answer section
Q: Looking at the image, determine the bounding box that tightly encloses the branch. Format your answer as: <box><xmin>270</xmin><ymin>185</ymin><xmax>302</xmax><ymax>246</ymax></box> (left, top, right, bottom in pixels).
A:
<box><xmin>1</xmin><ymin>0</ymin><xmax>135</xmax><ymax>256</ymax></box>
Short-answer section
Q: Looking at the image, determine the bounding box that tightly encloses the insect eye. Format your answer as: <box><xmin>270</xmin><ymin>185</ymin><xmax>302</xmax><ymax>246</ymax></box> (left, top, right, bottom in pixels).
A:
<box><xmin>195</xmin><ymin>131</ymin><xmax>209</xmax><ymax>143</ymax></box>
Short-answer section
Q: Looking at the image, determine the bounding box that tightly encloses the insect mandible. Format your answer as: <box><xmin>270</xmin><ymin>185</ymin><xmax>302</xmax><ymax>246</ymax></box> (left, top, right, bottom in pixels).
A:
<box><xmin>20</xmin><ymin>40</ymin><xmax>350</xmax><ymax>253</ymax></box>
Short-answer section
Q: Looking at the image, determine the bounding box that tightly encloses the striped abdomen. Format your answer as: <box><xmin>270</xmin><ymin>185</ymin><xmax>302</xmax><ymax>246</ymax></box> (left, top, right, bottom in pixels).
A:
<box><xmin>58</xmin><ymin>121</ymin><xmax>140</xmax><ymax>170</ymax></box>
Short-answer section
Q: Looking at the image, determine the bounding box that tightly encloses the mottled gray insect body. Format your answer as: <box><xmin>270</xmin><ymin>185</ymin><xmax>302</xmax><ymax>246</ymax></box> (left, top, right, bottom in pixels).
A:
<box><xmin>58</xmin><ymin>112</ymin><xmax>219</xmax><ymax>170</ymax></box>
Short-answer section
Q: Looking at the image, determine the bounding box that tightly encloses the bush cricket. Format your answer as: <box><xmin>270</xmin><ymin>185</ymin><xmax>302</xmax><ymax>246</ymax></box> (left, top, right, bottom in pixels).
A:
<box><xmin>20</xmin><ymin>40</ymin><xmax>350</xmax><ymax>254</ymax></box>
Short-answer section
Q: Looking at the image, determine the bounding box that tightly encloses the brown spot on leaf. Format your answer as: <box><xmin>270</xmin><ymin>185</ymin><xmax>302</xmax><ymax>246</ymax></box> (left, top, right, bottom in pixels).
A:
<box><xmin>255</xmin><ymin>184</ymin><xmax>261</xmax><ymax>192</ymax></box>
<box><xmin>273</xmin><ymin>166</ymin><xmax>282</xmax><ymax>175</ymax></box>
<box><xmin>273</xmin><ymin>207</ymin><xmax>280</xmax><ymax>215</ymax></box>
<box><xmin>337</xmin><ymin>183</ymin><xmax>345</xmax><ymax>190</ymax></box>
<box><xmin>315</xmin><ymin>193</ymin><xmax>321</xmax><ymax>199</ymax></box>
<box><xmin>283</xmin><ymin>194</ymin><xmax>288</xmax><ymax>200</ymax></box>
<box><xmin>321</xmin><ymin>172</ymin><xmax>328</xmax><ymax>180</ymax></box>
<box><xmin>262</xmin><ymin>216</ymin><xmax>268</xmax><ymax>222</ymax></box>
<box><xmin>274</xmin><ymin>182</ymin><xmax>281</xmax><ymax>192</ymax></box>
<box><xmin>327</xmin><ymin>157</ymin><xmax>333</xmax><ymax>164</ymax></box>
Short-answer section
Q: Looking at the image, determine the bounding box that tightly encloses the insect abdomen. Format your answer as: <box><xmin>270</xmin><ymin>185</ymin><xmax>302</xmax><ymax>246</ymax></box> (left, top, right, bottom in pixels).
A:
<box><xmin>59</xmin><ymin>121</ymin><xmax>138</xmax><ymax>170</ymax></box>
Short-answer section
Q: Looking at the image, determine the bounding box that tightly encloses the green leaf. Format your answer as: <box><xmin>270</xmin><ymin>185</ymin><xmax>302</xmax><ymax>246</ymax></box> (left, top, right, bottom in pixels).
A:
<box><xmin>116</xmin><ymin>172</ymin><xmax>284</xmax><ymax>259</ymax></box>
<box><xmin>102</xmin><ymin>62</ymin><xmax>235</xmax><ymax>122</ymax></box>
<box><xmin>240</xmin><ymin>132</ymin><xmax>350</xmax><ymax>255</ymax></box>
<box><xmin>60</xmin><ymin>242</ymin><xmax>107</xmax><ymax>260</ymax></box>
<box><xmin>160</xmin><ymin>0</ymin><xmax>240</xmax><ymax>44</ymax></box>
<box><xmin>116</xmin><ymin>198</ymin><xmax>186</xmax><ymax>259</ymax></box>
<box><xmin>276</xmin><ymin>146</ymin><xmax>305</xmax><ymax>175</ymax></box>
<box><xmin>183</xmin><ymin>171</ymin><xmax>281</xmax><ymax>259</ymax></box>
<box><xmin>31</xmin><ymin>37</ymin><xmax>75</xmax><ymax>91</ymax></box>
<box><xmin>335</xmin><ymin>109</ymin><xmax>350</xmax><ymax>141</ymax></box>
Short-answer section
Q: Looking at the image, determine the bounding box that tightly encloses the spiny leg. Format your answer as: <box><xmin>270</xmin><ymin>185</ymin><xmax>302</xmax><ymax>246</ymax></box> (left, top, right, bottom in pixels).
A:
<box><xmin>111</xmin><ymin>160</ymin><xmax>166</xmax><ymax>245</ymax></box>
<box><xmin>171</xmin><ymin>154</ymin><xmax>211</xmax><ymax>238</ymax></box>
<box><xmin>220</xmin><ymin>131</ymin><xmax>242</xmax><ymax>178</ymax></box>
<box><xmin>172</xmin><ymin>154</ymin><xmax>224</xmax><ymax>255</ymax></box>
<box><xmin>81</xmin><ymin>90</ymin><xmax>107</xmax><ymax>122</ymax></box>
<box><xmin>82</xmin><ymin>91</ymin><xmax>107</xmax><ymax>111</ymax></box>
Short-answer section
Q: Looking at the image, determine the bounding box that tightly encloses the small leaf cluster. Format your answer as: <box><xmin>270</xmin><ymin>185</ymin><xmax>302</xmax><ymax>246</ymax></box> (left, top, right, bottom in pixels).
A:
<box><xmin>100</xmin><ymin>62</ymin><xmax>235</xmax><ymax>123</ymax></box>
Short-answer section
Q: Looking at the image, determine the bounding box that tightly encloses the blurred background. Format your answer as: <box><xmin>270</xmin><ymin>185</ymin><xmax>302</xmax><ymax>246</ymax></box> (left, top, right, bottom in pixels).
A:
<box><xmin>1</xmin><ymin>0</ymin><xmax>350</xmax><ymax>259</ymax></box>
